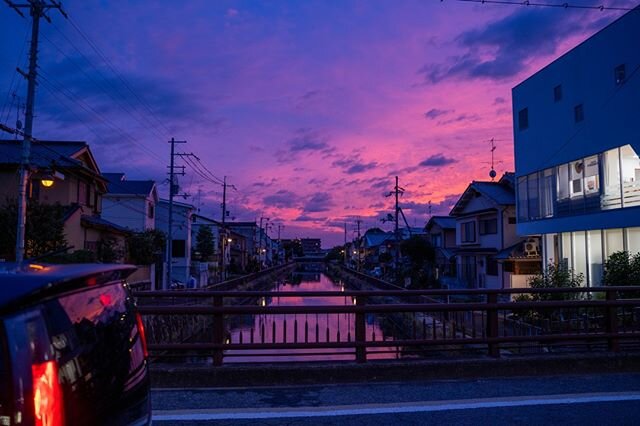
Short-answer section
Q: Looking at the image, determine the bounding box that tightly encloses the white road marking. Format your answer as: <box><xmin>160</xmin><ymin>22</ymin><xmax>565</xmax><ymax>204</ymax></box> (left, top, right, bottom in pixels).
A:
<box><xmin>152</xmin><ymin>391</ymin><xmax>640</xmax><ymax>421</ymax></box>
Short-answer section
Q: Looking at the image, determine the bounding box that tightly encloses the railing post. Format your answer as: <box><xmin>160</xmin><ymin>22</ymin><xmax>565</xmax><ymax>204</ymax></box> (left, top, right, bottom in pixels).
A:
<box><xmin>487</xmin><ymin>293</ymin><xmax>499</xmax><ymax>357</ymax></box>
<box><xmin>606</xmin><ymin>289</ymin><xmax>620</xmax><ymax>352</ymax></box>
<box><xmin>213</xmin><ymin>295</ymin><xmax>224</xmax><ymax>366</ymax></box>
<box><xmin>355</xmin><ymin>296</ymin><xmax>367</xmax><ymax>363</ymax></box>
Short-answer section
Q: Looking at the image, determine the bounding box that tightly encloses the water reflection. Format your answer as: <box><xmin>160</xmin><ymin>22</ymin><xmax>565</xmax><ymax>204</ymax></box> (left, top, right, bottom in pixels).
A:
<box><xmin>225</xmin><ymin>272</ymin><xmax>399</xmax><ymax>362</ymax></box>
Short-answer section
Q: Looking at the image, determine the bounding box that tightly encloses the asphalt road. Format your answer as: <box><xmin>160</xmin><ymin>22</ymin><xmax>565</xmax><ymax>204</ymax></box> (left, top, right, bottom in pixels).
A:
<box><xmin>151</xmin><ymin>373</ymin><xmax>640</xmax><ymax>425</ymax></box>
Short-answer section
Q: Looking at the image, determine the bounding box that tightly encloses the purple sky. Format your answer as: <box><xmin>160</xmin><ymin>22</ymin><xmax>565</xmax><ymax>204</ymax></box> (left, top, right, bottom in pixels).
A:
<box><xmin>1</xmin><ymin>1</ymin><xmax>636</xmax><ymax>247</ymax></box>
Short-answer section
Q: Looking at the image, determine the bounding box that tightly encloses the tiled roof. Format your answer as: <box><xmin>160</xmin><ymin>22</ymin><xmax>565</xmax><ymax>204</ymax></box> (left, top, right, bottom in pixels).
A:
<box><xmin>0</xmin><ymin>140</ymin><xmax>86</xmax><ymax>168</ymax></box>
<box><xmin>81</xmin><ymin>215</ymin><xmax>130</xmax><ymax>234</ymax></box>
<box><xmin>103</xmin><ymin>175</ymin><xmax>155</xmax><ymax>196</ymax></box>
<box><xmin>426</xmin><ymin>216</ymin><xmax>456</xmax><ymax>230</ymax></box>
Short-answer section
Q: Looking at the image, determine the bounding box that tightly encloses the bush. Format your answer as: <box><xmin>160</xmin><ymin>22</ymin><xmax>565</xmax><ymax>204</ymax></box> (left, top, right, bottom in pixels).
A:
<box><xmin>602</xmin><ymin>251</ymin><xmax>640</xmax><ymax>286</ymax></box>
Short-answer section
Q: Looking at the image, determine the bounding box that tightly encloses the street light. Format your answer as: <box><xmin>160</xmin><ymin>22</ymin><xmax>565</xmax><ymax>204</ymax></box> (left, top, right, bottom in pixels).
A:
<box><xmin>40</xmin><ymin>174</ymin><xmax>54</xmax><ymax>187</ymax></box>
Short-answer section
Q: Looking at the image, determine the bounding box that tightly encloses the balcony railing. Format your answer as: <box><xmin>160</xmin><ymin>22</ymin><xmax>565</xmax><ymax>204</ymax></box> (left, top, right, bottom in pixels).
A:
<box><xmin>134</xmin><ymin>286</ymin><xmax>640</xmax><ymax>365</ymax></box>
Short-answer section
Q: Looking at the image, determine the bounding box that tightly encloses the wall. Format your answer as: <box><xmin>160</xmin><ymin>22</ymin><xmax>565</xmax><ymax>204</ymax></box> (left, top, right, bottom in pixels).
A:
<box><xmin>102</xmin><ymin>196</ymin><xmax>147</xmax><ymax>231</ymax></box>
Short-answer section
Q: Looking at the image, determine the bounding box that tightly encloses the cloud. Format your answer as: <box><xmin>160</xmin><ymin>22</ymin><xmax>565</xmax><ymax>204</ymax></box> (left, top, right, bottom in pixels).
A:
<box><xmin>418</xmin><ymin>9</ymin><xmax>586</xmax><ymax>83</ymax></box>
<box><xmin>303</xmin><ymin>192</ymin><xmax>333</xmax><ymax>213</ymax></box>
<box><xmin>419</xmin><ymin>153</ymin><xmax>458</xmax><ymax>168</ymax></box>
<box><xmin>437</xmin><ymin>113</ymin><xmax>481</xmax><ymax>126</ymax></box>
<box><xmin>424</xmin><ymin>108</ymin><xmax>453</xmax><ymax>120</ymax></box>
<box><xmin>332</xmin><ymin>158</ymin><xmax>379</xmax><ymax>174</ymax></box>
<box><xmin>294</xmin><ymin>215</ymin><xmax>327</xmax><ymax>222</ymax></box>
<box><xmin>494</xmin><ymin>97</ymin><xmax>506</xmax><ymax>105</ymax></box>
<box><xmin>275</xmin><ymin>128</ymin><xmax>333</xmax><ymax>163</ymax></box>
<box><xmin>263</xmin><ymin>190</ymin><xmax>300</xmax><ymax>209</ymax></box>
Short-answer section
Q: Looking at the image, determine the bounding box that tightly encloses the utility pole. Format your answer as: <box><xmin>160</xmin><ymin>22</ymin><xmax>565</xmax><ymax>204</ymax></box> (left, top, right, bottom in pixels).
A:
<box><xmin>220</xmin><ymin>176</ymin><xmax>228</xmax><ymax>280</ymax></box>
<box><xmin>6</xmin><ymin>0</ymin><xmax>67</xmax><ymax>264</ymax></box>
<box><xmin>386</xmin><ymin>176</ymin><xmax>405</xmax><ymax>285</ymax></box>
<box><xmin>166</xmin><ymin>137</ymin><xmax>187</xmax><ymax>288</ymax></box>
<box><xmin>344</xmin><ymin>222</ymin><xmax>347</xmax><ymax>265</ymax></box>
<box><xmin>276</xmin><ymin>224</ymin><xmax>284</xmax><ymax>265</ymax></box>
<box><xmin>258</xmin><ymin>216</ymin><xmax>269</xmax><ymax>270</ymax></box>
<box><xmin>355</xmin><ymin>218</ymin><xmax>362</xmax><ymax>271</ymax></box>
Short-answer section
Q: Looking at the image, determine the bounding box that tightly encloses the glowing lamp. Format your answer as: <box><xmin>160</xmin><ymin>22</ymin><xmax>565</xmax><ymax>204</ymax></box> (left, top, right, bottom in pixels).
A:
<box><xmin>41</xmin><ymin>175</ymin><xmax>54</xmax><ymax>187</ymax></box>
<box><xmin>227</xmin><ymin>238</ymin><xmax>232</xmax><ymax>243</ymax></box>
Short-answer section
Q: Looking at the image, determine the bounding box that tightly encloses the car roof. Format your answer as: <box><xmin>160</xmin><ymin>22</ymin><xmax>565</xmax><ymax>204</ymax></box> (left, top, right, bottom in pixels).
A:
<box><xmin>0</xmin><ymin>263</ymin><xmax>137</xmax><ymax>310</ymax></box>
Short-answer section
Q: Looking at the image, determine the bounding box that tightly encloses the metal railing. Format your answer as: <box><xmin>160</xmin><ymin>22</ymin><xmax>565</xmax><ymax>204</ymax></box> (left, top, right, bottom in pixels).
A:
<box><xmin>134</xmin><ymin>286</ymin><xmax>640</xmax><ymax>365</ymax></box>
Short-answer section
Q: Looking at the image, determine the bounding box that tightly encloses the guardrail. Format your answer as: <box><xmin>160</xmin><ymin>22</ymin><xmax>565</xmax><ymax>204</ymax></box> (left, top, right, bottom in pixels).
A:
<box><xmin>134</xmin><ymin>286</ymin><xmax>640</xmax><ymax>365</ymax></box>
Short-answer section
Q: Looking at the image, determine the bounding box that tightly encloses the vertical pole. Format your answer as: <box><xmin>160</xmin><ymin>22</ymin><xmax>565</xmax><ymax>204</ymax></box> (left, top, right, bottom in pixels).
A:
<box><xmin>15</xmin><ymin>4</ymin><xmax>42</xmax><ymax>264</ymax></box>
<box><xmin>395</xmin><ymin>176</ymin><xmax>400</xmax><ymax>285</ymax></box>
<box><xmin>166</xmin><ymin>138</ymin><xmax>176</xmax><ymax>289</ymax></box>
<box><xmin>487</xmin><ymin>293</ymin><xmax>500</xmax><ymax>357</ymax></box>
<box><xmin>344</xmin><ymin>222</ymin><xmax>347</xmax><ymax>265</ymax></box>
<box><xmin>356</xmin><ymin>219</ymin><xmax>361</xmax><ymax>272</ymax></box>
<box><xmin>213</xmin><ymin>296</ymin><xmax>224</xmax><ymax>366</ymax></box>
<box><xmin>355</xmin><ymin>296</ymin><xmax>367</xmax><ymax>363</ymax></box>
<box><xmin>220</xmin><ymin>176</ymin><xmax>227</xmax><ymax>281</ymax></box>
<box><xmin>606</xmin><ymin>290</ymin><xmax>619</xmax><ymax>352</ymax></box>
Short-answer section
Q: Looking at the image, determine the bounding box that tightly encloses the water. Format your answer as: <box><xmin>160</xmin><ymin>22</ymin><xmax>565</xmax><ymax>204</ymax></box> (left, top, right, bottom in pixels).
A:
<box><xmin>224</xmin><ymin>270</ymin><xmax>399</xmax><ymax>363</ymax></box>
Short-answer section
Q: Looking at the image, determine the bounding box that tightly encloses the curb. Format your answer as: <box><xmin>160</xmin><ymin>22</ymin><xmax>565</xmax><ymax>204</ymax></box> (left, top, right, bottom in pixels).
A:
<box><xmin>150</xmin><ymin>352</ymin><xmax>640</xmax><ymax>388</ymax></box>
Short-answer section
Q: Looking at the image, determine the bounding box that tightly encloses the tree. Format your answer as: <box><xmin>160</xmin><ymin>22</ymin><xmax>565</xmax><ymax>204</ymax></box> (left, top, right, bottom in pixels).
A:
<box><xmin>127</xmin><ymin>229</ymin><xmax>166</xmax><ymax>265</ymax></box>
<box><xmin>399</xmin><ymin>236</ymin><xmax>436</xmax><ymax>288</ymax></box>
<box><xmin>325</xmin><ymin>245</ymin><xmax>344</xmax><ymax>262</ymax></box>
<box><xmin>0</xmin><ymin>200</ymin><xmax>67</xmax><ymax>260</ymax></box>
<box><xmin>602</xmin><ymin>251</ymin><xmax>640</xmax><ymax>286</ymax></box>
<box><xmin>195</xmin><ymin>226</ymin><xmax>215</xmax><ymax>261</ymax></box>
<box><xmin>525</xmin><ymin>263</ymin><xmax>584</xmax><ymax>301</ymax></box>
<box><xmin>98</xmin><ymin>237</ymin><xmax>123</xmax><ymax>263</ymax></box>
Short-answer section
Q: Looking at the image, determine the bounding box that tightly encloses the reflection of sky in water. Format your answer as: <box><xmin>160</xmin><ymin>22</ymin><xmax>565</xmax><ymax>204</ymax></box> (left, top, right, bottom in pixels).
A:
<box><xmin>225</xmin><ymin>273</ymin><xmax>399</xmax><ymax>363</ymax></box>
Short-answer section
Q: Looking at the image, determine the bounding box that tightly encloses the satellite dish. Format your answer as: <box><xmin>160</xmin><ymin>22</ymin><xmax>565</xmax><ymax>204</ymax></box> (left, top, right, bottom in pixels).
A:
<box><xmin>16</xmin><ymin>120</ymin><xmax>22</xmax><ymax>130</ymax></box>
<box><xmin>489</xmin><ymin>169</ymin><xmax>497</xmax><ymax>179</ymax></box>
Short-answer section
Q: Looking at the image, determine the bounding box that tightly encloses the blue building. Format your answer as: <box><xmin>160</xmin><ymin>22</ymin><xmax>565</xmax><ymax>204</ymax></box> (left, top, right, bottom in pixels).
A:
<box><xmin>512</xmin><ymin>7</ymin><xmax>640</xmax><ymax>285</ymax></box>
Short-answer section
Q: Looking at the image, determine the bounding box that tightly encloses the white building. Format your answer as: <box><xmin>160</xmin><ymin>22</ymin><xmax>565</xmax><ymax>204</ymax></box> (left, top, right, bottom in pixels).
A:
<box><xmin>156</xmin><ymin>199</ymin><xmax>194</xmax><ymax>286</ymax></box>
<box><xmin>102</xmin><ymin>173</ymin><xmax>158</xmax><ymax>232</ymax></box>
<box><xmin>513</xmin><ymin>7</ymin><xmax>640</xmax><ymax>286</ymax></box>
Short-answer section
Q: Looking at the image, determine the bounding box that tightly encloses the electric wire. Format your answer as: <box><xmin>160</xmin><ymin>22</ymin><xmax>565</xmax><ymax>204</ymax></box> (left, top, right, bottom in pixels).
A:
<box><xmin>0</xmin><ymin>23</ymin><xmax>30</xmax><ymax>126</ymax></box>
<box><xmin>446</xmin><ymin>0</ymin><xmax>640</xmax><ymax>12</ymax></box>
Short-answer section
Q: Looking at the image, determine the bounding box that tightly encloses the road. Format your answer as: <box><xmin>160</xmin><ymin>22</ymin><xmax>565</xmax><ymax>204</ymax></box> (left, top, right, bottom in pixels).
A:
<box><xmin>151</xmin><ymin>372</ymin><xmax>640</xmax><ymax>425</ymax></box>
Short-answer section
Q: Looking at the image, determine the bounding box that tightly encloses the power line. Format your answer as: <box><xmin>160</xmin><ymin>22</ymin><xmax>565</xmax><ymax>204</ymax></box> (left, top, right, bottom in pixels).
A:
<box><xmin>446</xmin><ymin>0</ymin><xmax>640</xmax><ymax>12</ymax></box>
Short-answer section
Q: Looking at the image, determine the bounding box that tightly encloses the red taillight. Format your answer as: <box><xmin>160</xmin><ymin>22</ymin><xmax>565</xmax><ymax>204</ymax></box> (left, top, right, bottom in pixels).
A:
<box><xmin>32</xmin><ymin>361</ymin><xmax>64</xmax><ymax>426</ymax></box>
<box><xmin>136</xmin><ymin>313</ymin><xmax>149</xmax><ymax>358</ymax></box>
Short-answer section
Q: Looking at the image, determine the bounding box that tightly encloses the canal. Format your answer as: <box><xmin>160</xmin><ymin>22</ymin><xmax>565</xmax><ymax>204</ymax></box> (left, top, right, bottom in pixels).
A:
<box><xmin>224</xmin><ymin>265</ymin><xmax>400</xmax><ymax>362</ymax></box>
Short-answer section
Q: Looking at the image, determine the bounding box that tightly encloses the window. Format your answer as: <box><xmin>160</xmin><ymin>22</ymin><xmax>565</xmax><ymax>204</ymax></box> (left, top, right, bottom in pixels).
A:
<box><xmin>172</xmin><ymin>240</ymin><xmax>186</xmax><ymax>258</ymax></box>
<box><xmin>479</xmin><ymin>218</ymin><xmax>497</xmax><ymax>235</ymax></box>
<box><xmin>486</xmin><ymin>258</ymin><xmax>498</xmax><ymax>276</ymax></box>
<box><xmin>583</xmin><ymin>155</ymin><xmax>599</xmax><ymax>195</ymax></box>
<box><xmin>615</xmin><ymin>64</ymin><xmax>626</xmax><ymax>85</ymax></box>
<box><xmin>432</xmin><ymin>233</ymin><xmax>442</xmax><ymax>248</ymax></box>
<box><xmin>620</xmin><ymin>144</ymin><xmax>640</xmax><ymax>207</ymax></box>
<box><xmin>461</xmin><ymin>221</ymin><xmax>476</xmax><ymax>243</ymax></box>
<box><xmin>541</xmin><ymin>168</ymin><xmax>555</xmax><ymax>217</ymax></box>
<box><xmin>557</xmin><ymin>163</ymin><xmax>569</xmax><ymax>200</ymax></box>
<box><xmin>78</xmin><ymin>181</ymin><xmax>88</xmax><ymax>205</ymax></box>
<box><xmin>603</xmin><ymin>148</ymin><xmax>621</xmax><ymax>209</ymax></box>
<box><xmin>570</xmin><ymin>160</ymin><xmax>584</xmax><ymax>198</ymax></box>
<box><xmin>527</xmin><ymin>172</ymin><xmax>540</xmax><ymax>219</ymax></box>
<box><xmin>508</xmin><ymin>217</ymin><xmax>516</xmax><ymax>225</ymax></box>
<box><xmin>517</xmin><ymin>176</ymin><xmax>528</xmax><ymax>221</ymax></box>
<box><xmin>574</xmin><ymin>104</ymin><xmax>584</xmax><ymax>123</ymax></box>
<box><xmin>553</xmin><ymin>85</ymin><xmax>562</xmax><ymax>102</ymax></box>
<box><xmin>518</xmin><ymin>108</ymin><xmax>529</xmax><ymax>131</ymax></box>
<box><xmin>147</xmin><ymin>203</ymin><xmax>154</xmax><ymax>219</ymax></box>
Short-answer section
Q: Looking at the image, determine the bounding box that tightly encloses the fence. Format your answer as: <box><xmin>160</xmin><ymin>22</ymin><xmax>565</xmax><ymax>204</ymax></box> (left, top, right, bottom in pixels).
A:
<box><xmin>134</xmin><ymin>286</ymin><xmax>640</xmax><ymax>365</ymax></box>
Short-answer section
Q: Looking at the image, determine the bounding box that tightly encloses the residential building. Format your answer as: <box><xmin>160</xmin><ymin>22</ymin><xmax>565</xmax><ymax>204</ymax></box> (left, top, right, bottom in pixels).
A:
<box><xmin>450</xmin><ymin>173</ymin><xmax>541</xmax><ymax>289</ymax></box>
<box><xmin>301</xmin><ymin>238</ymin><xmax>322</xmax><ymax>256</ymax></box>
<box><xmin>513</xmin><ymin>7</ymin><xmax>640</xmax><ymax>286</ymax></box>
<box><xmin>102</xmin><ymin>173</ymin><xmax>158</xmax><ymax>232</ymax></box>
<box><xmin>227</xmin><ymin>221</ymin><xmax>260</xmax><ymax>267</ymax></box>
<box><xmin>156</xmin><ymin>199</ymin><xmax>194</xmax><ymax>286</ymax></box>
<box><xmin>425</xmin><ymin>216</ymin><xmax>457</xmax><ymax>278</ymax></box>
<box><xmin>0</xmin><ymin>140</ymin><xmax>127</xmax><ymax>261</ymax></box>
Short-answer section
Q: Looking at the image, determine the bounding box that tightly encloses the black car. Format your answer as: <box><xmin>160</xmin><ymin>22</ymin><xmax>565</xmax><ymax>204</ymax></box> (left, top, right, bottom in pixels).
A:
<box><xmin>0</xmin><ymin>263</ymin><xmax>151</xmax><ymax>426</ymax></box>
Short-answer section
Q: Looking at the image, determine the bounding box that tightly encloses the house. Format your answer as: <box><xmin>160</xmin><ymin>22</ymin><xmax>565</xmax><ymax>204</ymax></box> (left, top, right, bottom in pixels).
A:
<box><xmin>512</xmin><ymin>7</ymin><xmax>640</xmax><ymax>286</ymax></box>
<box><xmin>227</xmin><ymin>221</ymin><xmax>260</xmax><ymax>268</ymax></box>
<box><xmin>156</xmin><ymin>199</ymin><xmax>194</xmax><ymax>286</ymax></box>
<box><xmin>0</xmin><ymin>140</ymin><xmax>127</xmax><ymax>261</ymax></box>
<box><xmin>450</xmin><ymin>173</ymin><xmax>541</xmax><ymax>289</ymax></box>
<box><xmin>425</xmin><ymin>216</ymin><xmax>457</xmax><ymax>278</ymax></box>
<box><xmin>102</xmin><ymin>173</ymin><xmax>158</xmax><ymax>232</ymax></box>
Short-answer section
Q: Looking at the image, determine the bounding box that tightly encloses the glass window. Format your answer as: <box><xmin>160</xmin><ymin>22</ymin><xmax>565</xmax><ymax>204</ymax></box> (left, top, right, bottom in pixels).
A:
<box><xmin>479</xmin><ymin>218</ymin><xmax>497</xmax><ymax>235</ymax></box>
<box><xmin>620</xmin><ymin>144</ymin><xmax>640</xmax><ymax>207</ymax></box>
<box><xmin>626</xmin><ymin>227</ymin><xmax>640</xmax><ymax>255</ymax></box>
<box><xmin>587</xmin><ymin>230</ymin><xmax>603</xmax><ymax>286</ymax></box>
<box><xmin>541</xmin><ymin>168</ymin><xmax>554</xmax><ymax>217</ymax></box>
<box><xmin>517</xmin><ymin>176</ymin><xmax>528</xmax><ymax>221</ymax></box>
<box><xmin>461</xmin><ymin>222</ymin><xmax>476</xmax><ymax>243</ymax></box>
<box><xmin>603</xmin><ymin>148</ymin><xmax>621</xmax><ymax>209</ymax></box>
<box><xmin>544</xmin><ymin>234</ymin><xmax>558</xmax><ymax>267</ymax></box>
<box><xmin>557</xmin><ymin>164</ymin><xmax>569</xmax><ymax>200</ymax></box>
<box><xmin>604</xmin><ymin>228</ymin><xmax>624</xmax><ymax>258</ymax></box>
<box><xmin>553</xmin><ymin>85</ymin><xmax>562</xmax><ymax>102</ymax></box>
<box><xmin>527</xmin><ymin>173</ymin><xmax>539</xmax><ymax>219</ymax></box>
<box><xmin>572</xmin><ymin>231</ymin><xmax>587</xmax><ymax>285</ymax></box>
<box><xmin>583</xmin><ymin>155</ymin><xmax>599</xmax><ymax>195</ymax></box>
<box><xmin>574</xmin><ymin>104</ymin><xmax>584</xmax><ymax>123</ymax></box>
<box><xmin>570</xmin><ymin>160</ymin><xmax>584</xmax><ymax>198</ymax></box>
<box><xmin>518</xmin><ymin>108</ymin><xmax>529</xmax><ymax>131</ymax></box>
<box><xmin>172</xmin><ymin>239</ymin><xmax>186</xmax><ymax>258</ymax></box>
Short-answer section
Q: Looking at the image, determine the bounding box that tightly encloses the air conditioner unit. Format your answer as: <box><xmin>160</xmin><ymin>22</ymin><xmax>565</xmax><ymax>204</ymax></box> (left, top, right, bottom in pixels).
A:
<box><xmin>523</xmin><ymin>238</ymin><xmax>539</xmax><ymax>257</ymax></box>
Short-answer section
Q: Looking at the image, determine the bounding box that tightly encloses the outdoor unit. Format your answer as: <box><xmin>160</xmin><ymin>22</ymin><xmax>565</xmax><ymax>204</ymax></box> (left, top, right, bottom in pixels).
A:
<box><xmin>523</xmin><ymin>238</ymin><xmax>540</xmax><ymax>257</ymax></box>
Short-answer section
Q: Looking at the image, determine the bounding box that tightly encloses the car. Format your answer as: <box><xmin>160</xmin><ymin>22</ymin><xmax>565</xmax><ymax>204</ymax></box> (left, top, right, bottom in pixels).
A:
<box><xmin>0</xmin><ymin>263</ymin><xmax>151</xmax><ymax>426</ymax></box>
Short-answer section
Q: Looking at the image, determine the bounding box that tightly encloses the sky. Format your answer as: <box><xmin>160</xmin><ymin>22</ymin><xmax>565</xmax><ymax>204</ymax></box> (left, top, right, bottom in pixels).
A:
<box><xmin>0</xmin><ymin>0</ymin><xmax>637</xmax><ymax>247</ymax></box>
